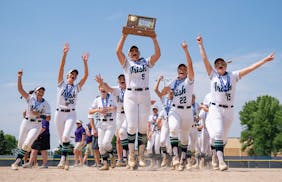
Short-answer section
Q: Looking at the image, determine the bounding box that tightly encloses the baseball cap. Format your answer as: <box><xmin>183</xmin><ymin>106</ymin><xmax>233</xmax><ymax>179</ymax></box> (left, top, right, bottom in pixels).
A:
<box><xmin>67</xmin><ymin>69</ymin><xmax>79</xmax><ymax>75</ymax></box>
<box><xmin>76</xmin><ymin>120</ymin><xmax>83</xmax><ymax>124</ymax></box>
<box><xmin>152</xmin><ymin>105</ymin><xmax>159</xmax><ymax>110</ymax></box>
<box><xmin>34</xmin><ymin>86</ymin><xmax>45</xmax><ymax>92</ymax></box>
<box><xmin>214</xmin><ymin>58</ymin><xmax>226</xmax><ymax>65</ymax></box>
<box><xmin>129</xmin><ymin>45</ymin><xmax>139</xmax><ymax>52</ymax></box>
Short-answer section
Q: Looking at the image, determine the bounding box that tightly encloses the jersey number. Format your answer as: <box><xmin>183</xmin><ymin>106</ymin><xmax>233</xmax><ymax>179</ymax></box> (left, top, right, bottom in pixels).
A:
<box><xmin>141</xmin><ymin>73</ymin><xmax>145</xmax><ymax>80</ymax></box>
<box><xmin>180</xmin><ymin>96</ymin><xmax>186</xmax><ymax>104</ymax></box>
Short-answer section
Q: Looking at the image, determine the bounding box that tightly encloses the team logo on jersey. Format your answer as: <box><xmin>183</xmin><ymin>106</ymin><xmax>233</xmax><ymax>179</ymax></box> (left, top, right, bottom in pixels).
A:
<box><xmin>173</xmin><ymin>85</ymin><xmax>186</xmax><ymax>96</ymax></box>
<box><xmin>130</xmin><ymin>64</ymin><xmax>147</xmax><ymax>74</ymax></box>
<box><xmin>214</xmin><ymin>82</ymin><xmax>232</xmax><ymax>92</ymax></box>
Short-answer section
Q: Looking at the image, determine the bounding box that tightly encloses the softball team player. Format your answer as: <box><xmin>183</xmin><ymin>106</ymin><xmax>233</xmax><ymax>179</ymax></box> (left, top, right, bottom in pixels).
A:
<box><xmin>197</xmin><ymin>93</ymin><xmax>212</xmax><ymax>169</ymax></box>
<box><xmin>55</xmin><ymin>43</ymin><xmax>89</xmax><ymax>170</ymax></box>
<box><xmin>95</xmin><ymin>74</ymin><xmax>128</xmax><ymax>167</ymax></box>
<box><xmin>163</xmin><ymin>41</ymin><xmax>195</xmax><ymax>171</ymax></box>
<box><xmin>187</xmin><ymin>94</ymin><xmax>200</xmax><ymax>169</ymax></box>
<box><xmin>197</xmin><ymin>35</ymin><xmax>275</xmax><ymax>171</ymax></box>
<box><xmin>11</xmin><ymin>70</ymin><xmax>51</xmax><ymax>170</ymax></box>
<box><xmin>146</xmin><ymin>105</ymin><xmax>161</xmax><ymax>168</ymax></box>
<box><xmin>116</xmin><ymin>33</ymin><xmax>161</xmax><ymax>168</ymax></box>
<box><xmin>154</xmin><ymin>75</ymin><xmax>173</xmax><ymax>167</ymax></box>
<box><xmin>88</xmin><ymin>86</ymin><xmax>117</xmax><ymax>170</ymax></box>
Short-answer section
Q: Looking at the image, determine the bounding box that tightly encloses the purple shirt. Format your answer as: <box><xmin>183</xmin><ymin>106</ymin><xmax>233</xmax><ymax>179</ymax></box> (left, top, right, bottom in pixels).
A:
<box><xmin>39</xmin><ymin>120</ymin><xmax>50</xmax><ymax>137</ymax></box>
<box><xmin>85</xmin><ymin>124</ymin><xmax>93</xmax><ymax>144</ymax></box>
<box><xmin>75</xmin><ymin>125</ymin><xmax>85</xmax><ymax>142</ymax></box>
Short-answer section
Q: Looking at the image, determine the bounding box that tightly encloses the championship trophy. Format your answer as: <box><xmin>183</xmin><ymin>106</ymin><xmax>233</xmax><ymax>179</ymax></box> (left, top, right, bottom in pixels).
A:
<box><xmin>122</xmin><ymin>14</ymin><xmax>156</xmax><ymax>37</ymax></box>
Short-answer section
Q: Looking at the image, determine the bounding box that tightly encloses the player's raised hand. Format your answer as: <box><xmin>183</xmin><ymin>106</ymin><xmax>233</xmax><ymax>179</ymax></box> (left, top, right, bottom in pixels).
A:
<box><xmin>264</xmin><ymin>52</ymin><xmax>275</xmax><ymax>62</ymax></box>
<box><xmin>82</xmin><ymin>53</ymin><xmax>89</xmax><ymax>62</ymax></box>
<box><xmin>196</xmin><ymin>35</ymin><xmax>203</xmax><ymax>45</ymax></box>
<box><xmin>63</xmin><ymin>43</ymin><xmax>70</xmax><ymax>54</ymax></box>
<box><xmin>95</xmin><ymin>74</ymin><xmax>104</xmax><ymax>85</ymax></box>
<box><xmin>157</xmin><ymin>75</ymin><xmax>164</xmax><ymax>81</ymax></box>
<box><xmin>181</xmin><ymin>41</ymin><xmax>188</xmax><ymax>49</ymax></box>
<box><xmin>17</xmin><ymin>69</ymin><xmax>23</xmax><ymax>77</ymax></box>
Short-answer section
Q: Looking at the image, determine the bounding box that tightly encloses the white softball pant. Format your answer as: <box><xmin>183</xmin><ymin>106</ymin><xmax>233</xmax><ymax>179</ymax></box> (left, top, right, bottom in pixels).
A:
<box><xmin>188</xmin><ymin>127</ymin><xmax>198</xmax><ymax>152</ymax></box>
<box><xmin>146</xmin><ymin>131</ymin><xmax>161</xmax><ymax>154</ymax></box>
<box><xmin>206</xmin><ymin>105</ymin><xmax>234</xmax><ymax>144</ymax></box>
<box><xmin>198</xmin><ymin>128</ymin><xmax>210</xmax><ymax>154</ymax></box>
<box><xmin>160</xmin><ymin>120</ymin><xmax>172</xmax><ymax>154</ymax></box>
<box><xmin>116</xmin><ymin>113</ymin><xmax>128</xmax><ymax>141</ymax></box>
<box><xmin>124</xmin><ymin>90</ymin><xmax>150</xmax><ymax>135</ymax></box>
<box><xmin>54</xmin><ymin>110</ymin><xmax>77</xmax><ymax>144</ymax></box>
<box><xmin>98</xmin><ymin>121</ymin><xmax>116</xmax><ymax>155</ymax></box>
<box><xmin>168</xmin><ymin>107</ymin><xmax>193</xmax><ymax>145</ymax></box>
<box><xmin>18</xmin><ymin>119</ymin><xmax>42</xmax><ymax>152</ymax></box>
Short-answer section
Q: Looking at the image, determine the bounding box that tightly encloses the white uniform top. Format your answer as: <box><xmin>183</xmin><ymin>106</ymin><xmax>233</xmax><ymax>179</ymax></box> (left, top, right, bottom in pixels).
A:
<box><xmin>161</xmin><ymin>97</ymin><xmax>173</xmax><ymax>115</ymax></box>
<box><xmin>111</xmin><ymin>86</ymin><xmax>125</xmax><ymax>113</ymax></box>
<box><xmin>56</xmin><ymin>81</ymin><xmax>81</xmax><ymax>109</ymax></box>
<box><xmin>203</xmin><ymin>93</ymin><xmax>212</xmax><ymax>106</ymax></box>
<box><xmin>26</xmin><ymin>94</ymin><xmax>51</xmax><ymax>119</ymax></box>
<box><xmin>88</xmin><ymin>93</ymin><xmax>117</xmax><ymax>120</ymax></box>
<box><xmin>209</xmin><ymin>70</ymin><xmax>240</xmax><ymax>105</ymax></box>
<box><xmin>169</xmin><ymin>77</ymin><xmax>194</xmax><ymax>106</ymax></box>
<box><xmin>148</xmin><ymin>114</ymin><xmax>159</xmax><ymax>131</ymax></box>
<box><xmin>158</xmin><ymin>109</ymin><xmax>168</xmax><ymax>121</ymax></box>
<box><xmin>122</xmin><ymin>57</ymin><xmax>153</xmax><ymax>88</ymax></box>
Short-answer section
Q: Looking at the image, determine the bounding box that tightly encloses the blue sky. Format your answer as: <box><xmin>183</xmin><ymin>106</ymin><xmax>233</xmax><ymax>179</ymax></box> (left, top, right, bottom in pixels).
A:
<box><xmin>1</xmin><ymin>0</ymin><xmax>281</xmax><ymax>149</ymax></box>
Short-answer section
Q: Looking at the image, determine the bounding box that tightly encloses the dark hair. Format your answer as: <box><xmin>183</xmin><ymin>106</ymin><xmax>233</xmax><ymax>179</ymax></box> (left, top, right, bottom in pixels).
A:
<box><xmin>118</xmin><ymin>74</ymin><xmax>125</xmax><ymax>80</ymax></box>
<box><xmin>177</xmin><ymin>64</ymin><xmax>187</xmax><ymax>69</ymax></box>
<box><xmin>214</xmin><ymin>58</ymin><xmax>226</xmax><ymax>65</ymax></box>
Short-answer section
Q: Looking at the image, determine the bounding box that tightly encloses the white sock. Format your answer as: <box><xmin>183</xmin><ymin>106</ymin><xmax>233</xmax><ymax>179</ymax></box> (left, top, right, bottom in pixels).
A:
<box><xmin>173</xmin><ymin>147</ymin><xmax>179</xmax><ymax>157</ymax></box>
<box><xmin>216</xmin><ymin>151</ymin><xmax>224</xmax><ymax>162</ymax></box>
<box><xmin>128</xmin><ymin>143</ymin><xmax>135</xmax><ymax>154</ymax></box>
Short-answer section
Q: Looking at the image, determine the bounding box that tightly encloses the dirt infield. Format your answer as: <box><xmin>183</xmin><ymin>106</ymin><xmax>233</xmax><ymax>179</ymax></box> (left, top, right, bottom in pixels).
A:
<box><xmin>0</xmin><ymin>167</ymin><xmax>281</xmax><ymax>182</ymax></box>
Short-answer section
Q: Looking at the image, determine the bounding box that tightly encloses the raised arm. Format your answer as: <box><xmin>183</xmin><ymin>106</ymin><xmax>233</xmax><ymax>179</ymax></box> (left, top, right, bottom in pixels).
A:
<box><xmin>17</xmin><ymin>70</ymin><xmax>29</xmax><ymax>99</ymax></box>
<box><xmin>154</xmin><ymin>75</ymin><xmax>166</xmax><ymax>99</ymax></box>
<box><xmin>239</xmin><ymin>53</ymin><xmax>275</xmax><ymax>78</ymax></box>
<box><xmin>116</xmin><ymin>33</ymin><xmax>127</xmax><ymax>66</ymax></box>
<box><xmin>197</xmin><ymin>35</ymin><xmax>213</xmax><ymax>76</ymax></box>
<box><xmin>181</xmin><ymin>41</ymin><xmax>194</xmax><ymax>81</ymax></box>
<box><xmin>58</xmin><ymin>43</ymin><xmax>69</xmax><ymax>84</ymax></box>
<box><xmin>95</xmin><ymin>74</ymin><xmax>114</xmax><ymax>93</ymax></box>
<box><xmin>149</xmin><ymin>35</ymin><xmax>161</xmax><ymax>65</ymax></box>
<box><xmin>78</xmin><ymin>53</ymin><xmax>89</xmax><ymax>88</ymax></box>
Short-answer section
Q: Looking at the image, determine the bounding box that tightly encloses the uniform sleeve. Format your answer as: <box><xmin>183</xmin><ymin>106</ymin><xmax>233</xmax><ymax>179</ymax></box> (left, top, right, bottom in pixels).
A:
<box><xmin>88</xmin><ymin>99</ymin><xmax>98</xmax><ymax>119</ymax></box>
<box><xmin>158</xmin><ymin>110</ymin><xmax>165</xmax><ymax>119</ymax></box>
<box><xmin>209</xmin><ymin>69</ymin><xmax>216</xmax><ymax>80</ymax></box>
<box><xmin>232</xmin><ymin>71</ymin><xmax>241</xmax><ymax>82</ymax></box>
<box><xmin>58</xmin><ymin>80</ymin><xmax>64</xmax><ymax>87</ymax></box>
<box><xmin>185</xmin><ymin>77</ymin><xmax>194</xmax><ymax>86</ymax></box>
<box><xmin>75</xmin><ymin>84</ymin><xmax>81</xmax><ymax>93</ymax></box>
<box><xmin>44</xmin><ymin>102</ymin><xmax>51</xmax><ymax>116</ymax></box>
<box><xmin>122</xmin><ymin>57</ymin><xmax>129</xmax><ymax>69</ymax></box>
<box><xmin>147</xmin><ymin>57</ymin><xmax>154</xmax><ymax>68</ymax></box>
<box><xmin>111</xmin><ymin>87</ymin><xmax>119</xmax><ymax>96</ymax></box>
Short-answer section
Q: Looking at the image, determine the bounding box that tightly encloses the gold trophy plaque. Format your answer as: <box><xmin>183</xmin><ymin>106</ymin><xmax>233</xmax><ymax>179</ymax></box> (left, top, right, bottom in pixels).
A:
<box><xmin>122</xmin><ymin>14</ymin><xmax>156</xmax><ymax>37</ymax></box>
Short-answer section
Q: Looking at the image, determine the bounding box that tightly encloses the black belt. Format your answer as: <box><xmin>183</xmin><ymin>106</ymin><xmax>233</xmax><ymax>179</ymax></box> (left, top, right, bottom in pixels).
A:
<box><xmin>172</xmin><ymin>104</ymin><xmax>191</xmax><ymax>109</ymax></box>
<box><xmin>211</xmin><ymin>102</ymin><xmax>233</xmax><ymax>108</ymax></box>
<box><xmin>127</xmin><ymin>87</ymin><xmax>149</xmax><ymax>91</ymax></box>
<box><xmin>25</xmin><ymin>117</ymin><xmax>41</xmax><ymax>123</ymax></box>
<box><xmin>120</xmin><ymin>111</ymin><xmax>125</xmax><ymax>114</ymax></box>
<box><xmin>56</xmin><ymin>108</ymin><xmax>75</xmax><ymax>112</ymax></box>
<box><xmin>98</xmin><ymin>118</ymin><xmax>114</xmax><ymax>122</ymax></box>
